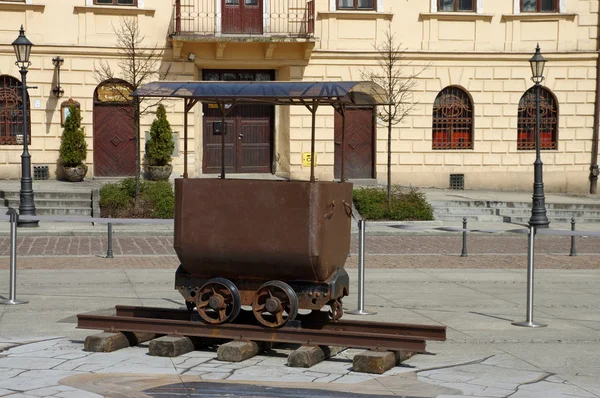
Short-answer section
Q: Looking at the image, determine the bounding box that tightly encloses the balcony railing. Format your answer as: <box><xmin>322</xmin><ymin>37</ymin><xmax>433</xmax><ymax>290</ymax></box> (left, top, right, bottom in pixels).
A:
<box><xmin>173</xmin><ymin>0</ymin><xmax>315</xmax><ymax>38</ymax></box>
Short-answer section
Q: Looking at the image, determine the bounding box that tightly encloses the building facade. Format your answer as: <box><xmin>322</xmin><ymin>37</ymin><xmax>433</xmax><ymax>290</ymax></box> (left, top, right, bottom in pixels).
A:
<box><xmin>0</xmin><ymin>0</ymin><xmax>598</xmax><ymax>193</ymax></box>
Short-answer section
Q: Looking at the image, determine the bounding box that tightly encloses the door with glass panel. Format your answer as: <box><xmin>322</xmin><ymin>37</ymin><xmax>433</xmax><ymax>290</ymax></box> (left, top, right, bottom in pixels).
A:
<box><xmin>222</xmin><ymin>0</ymin><xmax>263</xmax><ymax>34</ymax></box>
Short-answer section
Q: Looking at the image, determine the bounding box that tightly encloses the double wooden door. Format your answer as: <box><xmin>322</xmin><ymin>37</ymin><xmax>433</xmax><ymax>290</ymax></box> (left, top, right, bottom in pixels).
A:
<box><xmin>334</xmin><ymin>107</ymin><xmax>375</xmax><ymax>179</ymax></box>
<box><xmin>203</xmin><ymin>104</ymin><xmax>273</xmax><ymax>174</ymax></box>
<box><xmin>222</xmin><ymin>0</ymin><xmax>263</xmax><ymax>34</ymax></box>
<box><xmin>93</xmin><ymin>104</ymin><xmax>135</xmax><ymax>177</ymax></box>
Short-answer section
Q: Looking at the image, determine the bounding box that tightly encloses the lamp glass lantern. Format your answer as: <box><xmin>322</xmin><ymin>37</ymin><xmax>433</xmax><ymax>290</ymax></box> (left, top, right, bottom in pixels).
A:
<box><xmin>529</xmin><ymin>44</ymin><xmax>546</xmax><ymax>84</ymax></box>
<box><xmin>12</xmin><ymin>26</ymin><xmax>33</xmax><ymax>67</ymax></box>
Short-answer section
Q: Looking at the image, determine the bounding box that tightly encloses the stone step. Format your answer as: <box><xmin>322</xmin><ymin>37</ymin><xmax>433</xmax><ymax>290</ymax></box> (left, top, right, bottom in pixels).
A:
<box><xmin>433</xmin><ymin>214</ymin><xmax>506</xmax><ymax>222</ymax></box>
<box><xmin>503</xmin><ymin>215</ymin><xmax>600</xmax><ymax>224</ymax></box>
<box><xmin>30</xmin><ymin>207</ymin><xmax>92</xmax><ymax>216</ymax></box>
<box><xmin>3</xmin><ymin>198</ymin><xmax>92</xmax><ymax>208</ymax></box>
<box><xmin>434</xmin><ymin>207</ymin><xmax>497</xmax><ymax>215</ymax></box>
<box><xmin>0</xmin><ymin>190</ymin><xmax>92</xmax><ymax>201</ymax></box>
<box><xmin>497</xmin><ymin>208</ymin><xmax>600</xmax><ymax>218</ymax></box>
<box><xmin>430</xmin><ymin>200</ymin><xmax>600</xmax><ymax>211</ymax></box>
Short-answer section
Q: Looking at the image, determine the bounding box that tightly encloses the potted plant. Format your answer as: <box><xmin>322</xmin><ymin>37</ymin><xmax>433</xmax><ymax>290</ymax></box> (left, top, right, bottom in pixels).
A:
<box><xmin>145</xmin><ymin>104</ymin><xmax>175</xmax><ymax>181</ymax></box>
<box><xmin>59</xmin><ymin>105</ymin><xmax>88</xmax><ymax>182</ymax></box>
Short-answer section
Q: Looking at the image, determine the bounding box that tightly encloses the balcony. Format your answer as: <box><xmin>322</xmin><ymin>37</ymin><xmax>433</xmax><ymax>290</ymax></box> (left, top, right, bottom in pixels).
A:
<box><xmin>173</xmin><ymin>0</ymin><xmax>315</xmax><ymax>38</ymax></box>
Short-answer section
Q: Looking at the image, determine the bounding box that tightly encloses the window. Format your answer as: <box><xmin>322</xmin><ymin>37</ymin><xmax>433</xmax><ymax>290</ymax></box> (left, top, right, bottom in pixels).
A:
<box><xmin>517</xmin><ymin>87</ymin><xmax>558</xmax><ymax>150</ymax></box>
<box><xmin>521</xmin><ymin>0</ymin><xmax>557</xmax><ymax>12</ymax></box>
<box><xmin>432</xmin><ymin>87</ymin><xmax>473</xmax><ymax>150</ymax></box>
<box><xmin>337</xmin><ymin>0</ymin><xmax>376</xmax><ymax>10</ymax></box>
<box><xmin>0</xmin><ymin>75</ymin><xmax>29</xmax><ymax>146</ymax></box>
<box><xmin>94</xmin><ymin>0</ymin><xmax>137</xmax><ymax>5</ymax></box>
<box><xmin>438</xmin><ymin>0</ymin><xmax>475</xmax><ymax>11</ymax></box>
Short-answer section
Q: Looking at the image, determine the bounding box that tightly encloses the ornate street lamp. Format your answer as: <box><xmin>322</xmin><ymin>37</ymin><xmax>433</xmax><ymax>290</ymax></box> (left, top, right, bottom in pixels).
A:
<box><xmin>528</xmin><ymin>44</ymin><xmax>549</xmax><ymax>229</ymax></box>
<box><xmin>12</xmin><ymin>25</ymin><xmax>38</xmax><ymax>227</ymax></box>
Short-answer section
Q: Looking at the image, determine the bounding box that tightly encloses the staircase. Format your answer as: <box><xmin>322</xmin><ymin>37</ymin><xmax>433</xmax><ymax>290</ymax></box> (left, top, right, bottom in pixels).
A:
<box><xmin>0</xmin><ymin>189</ymin><xmax>93</xmax><ymax>217</ymax></box>
<box><xmin>431</xmin><ymin>199</ymin><xmax>600</xmax><ymax>224</ymax></box>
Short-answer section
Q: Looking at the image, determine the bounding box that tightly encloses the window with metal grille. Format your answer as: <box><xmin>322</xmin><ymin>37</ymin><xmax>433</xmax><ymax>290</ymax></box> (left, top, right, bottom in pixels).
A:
<box><xmin>0</xmin><ymin>75</ymin><xmax>29</xmax><ymax>146</ymax></box>
<box><xmin>432</xmin><ymin>87</ymin><xmax>473</xmax><ymax>150</ymax></box>
<box><xmin>438</xmin><ymin>0</ymin><xmax>475</xmax><ymax>12</ymax></box>
<box><xmin>337</xmin><ymin>0</ymin><xmax>376</xmax><ymax>10</ymax></box>
<box><xmin>521</xmin><ymin>0</ymin><xmax>557</xmax><ymax>12</ymax></box>
<box><xmin>517</xmin><ymin>86</ymin><xmax>558</xmax><ymax>150</ymax></box>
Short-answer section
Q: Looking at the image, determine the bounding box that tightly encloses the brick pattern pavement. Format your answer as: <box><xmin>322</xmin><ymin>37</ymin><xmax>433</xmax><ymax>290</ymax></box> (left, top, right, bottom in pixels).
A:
<box><xmin>0</xmin><ymin>235</ymin><xmax>598</xmax><ymax>269</ymax></box>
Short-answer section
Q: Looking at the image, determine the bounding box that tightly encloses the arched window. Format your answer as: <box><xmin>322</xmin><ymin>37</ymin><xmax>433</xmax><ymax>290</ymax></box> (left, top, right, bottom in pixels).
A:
<box><xmin>517</xmin><ymin>87</ymin><xmax>558</xmax><ymax>150</ymax></box>
<box><xmin>0</xmin><ymin>75</ymin><xmax>29</xmax><ymax>146</ymax></box>
<box><xmin>432</xmin><ymin>86</ymin><xmax>473</xmax><ymax>150</ymax></box>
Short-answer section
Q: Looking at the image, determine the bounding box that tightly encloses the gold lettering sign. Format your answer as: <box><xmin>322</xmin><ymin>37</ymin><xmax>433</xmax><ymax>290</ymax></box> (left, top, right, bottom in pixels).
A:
<box><xmin>97</xmin><ymin>84</ymin><xmax>132</xmax><ymax>103</ymax></box>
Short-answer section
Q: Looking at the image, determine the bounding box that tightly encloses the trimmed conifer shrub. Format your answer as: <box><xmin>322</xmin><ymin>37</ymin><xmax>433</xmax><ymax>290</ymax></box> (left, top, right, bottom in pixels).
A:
<box><xmin>146</xmin><ymin>104</ymin><xmax>174</xmax><ymax>166</ymax></box>
<box><xmin>59</xmin><ymin>105</ymin><xmax>87</xmax><ymax>167</ymax></box>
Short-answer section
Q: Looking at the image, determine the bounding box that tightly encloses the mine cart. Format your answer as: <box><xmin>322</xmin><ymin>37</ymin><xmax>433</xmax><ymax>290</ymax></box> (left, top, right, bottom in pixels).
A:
<box><xmin>132</xmin><ymin>81</ymin><xmax>388</xmax><ymax>327</ymax></box>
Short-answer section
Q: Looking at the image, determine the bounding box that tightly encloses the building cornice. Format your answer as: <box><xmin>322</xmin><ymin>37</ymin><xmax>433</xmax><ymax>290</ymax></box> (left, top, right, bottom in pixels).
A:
<box><xmin>419</xmin><ymin>12</ymin><xmax>493</xmax><ymax>21</ymax></box>
<box><xmin>73</xmin><ymin>5</ymin><xmax>155</xmax><ymax>16</ymax></box>
<box><xmin>317</xmin><ymin>11</ymin><xmax>393</xmax><ymax>20</ymax></box>
<box><xmin>0</xmin><ymin>3</ymin><xmax>44</xmax><ymax>12</ymax></box>
<box><xmin>501</xmin><ymin>13</ymin><xmax>576</xmax><ymax>22</ymax></box>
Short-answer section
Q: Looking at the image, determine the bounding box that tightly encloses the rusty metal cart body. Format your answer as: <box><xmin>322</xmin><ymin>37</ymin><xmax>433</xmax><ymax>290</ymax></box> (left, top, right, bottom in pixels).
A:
<box><xmin>132</xmin><ymin>81</ymin><xmax>388</xmax><ymax>327</ymax></box>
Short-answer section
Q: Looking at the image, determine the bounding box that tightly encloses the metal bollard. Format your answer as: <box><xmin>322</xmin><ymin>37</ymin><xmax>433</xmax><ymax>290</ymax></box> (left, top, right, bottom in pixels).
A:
<box><xmin>0</xmin><ymin>209</ymin><xmax>29</xmax><ymax>305</ymax></box>
<box><xmin>106</xmin><ymin>222</ymin><xmax>114</xmax><ymax>258</ymax></box>
<box><xmin>348</xmin><ymin>219</ymin><xmax>376</xmax><ymax>315</ymax></box>
<box><xmin>569</xmin><ymin>217</ymin><xmax>576</xmax><ymax>257</ymax></box>
<box><xmin>512</xmin><ymin>226</ymin><xmax>546</xmax><ymax>328</ymax></box>
<box><xmin>461</xmin><ymin>217</ymin><xmax>468</xmax><ymax>257</ymax></box>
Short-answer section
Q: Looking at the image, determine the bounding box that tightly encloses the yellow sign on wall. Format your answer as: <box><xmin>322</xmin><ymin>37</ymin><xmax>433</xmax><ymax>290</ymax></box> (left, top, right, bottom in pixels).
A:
<box><xmin>302</xmin><ymin>152</ymin><xmax>317</xmax><ymax>167</ymax></box>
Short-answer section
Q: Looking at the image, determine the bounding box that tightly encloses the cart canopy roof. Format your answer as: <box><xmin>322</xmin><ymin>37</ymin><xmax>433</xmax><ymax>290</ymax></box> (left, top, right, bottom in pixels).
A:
<box><xmin>132</xmin><ymin>81</ymin><xmax>388</xmax><ymax>106</ymax></box>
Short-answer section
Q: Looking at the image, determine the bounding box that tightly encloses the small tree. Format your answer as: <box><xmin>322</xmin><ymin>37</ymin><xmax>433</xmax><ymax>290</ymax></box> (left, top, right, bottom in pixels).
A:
<box><xmin>361</xmin><ymin>27</ymin><xmax>425</xmax><ymax>209</ymax></box>
<box><xmin>95</xmin><ymin>17</ymin><xmax>170</xmax><ymax>201</ymax></box>
<box><xmin>59</xmin><ymin>105</ymin><xmax>87</xmax><ymax>168</ymax></box>
<box><xmin>146</xmin><ymin>104</ymin><xmax>174</xmax><ymax>166</ymax></box>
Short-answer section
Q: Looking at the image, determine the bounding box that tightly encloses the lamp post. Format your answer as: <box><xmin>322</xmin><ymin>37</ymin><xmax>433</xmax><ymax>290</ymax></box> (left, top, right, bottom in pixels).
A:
<box><xmin>528</xmin><ymin>44</ymin><xmax>550</xmax><ymax>229</ymax></box>
<box><xmin>12</xmin><ymin>25</ymin><xmax>38</xmax><ymax>227</ymax></box>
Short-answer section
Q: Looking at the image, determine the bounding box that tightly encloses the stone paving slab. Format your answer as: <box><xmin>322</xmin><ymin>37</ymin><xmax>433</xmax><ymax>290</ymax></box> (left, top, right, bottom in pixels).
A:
<box><xmin>0</xmin><ymin>268</ymin><xmax>598</xmax><ymax>397</ymax></box>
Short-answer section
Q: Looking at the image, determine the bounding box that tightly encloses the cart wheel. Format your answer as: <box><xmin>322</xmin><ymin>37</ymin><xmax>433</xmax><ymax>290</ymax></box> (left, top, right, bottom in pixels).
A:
<box><xmin>185</xmin><ymin>301</ymin><xmax>196</xmax><ymax>313</ymax></box>
<box><xmin>252</xmin><ymin>281</ymin><xmax>298</xmax><ymax>328</ymax></box>
<box><xmin>196</xmin><ymin>278</ymin><xmax>241</xmax><ymax>324</ymax></box>
<box><xmin>328</xmin><ymin>299</ymin><xmax>344</xmax><ymax>321</ymax></box>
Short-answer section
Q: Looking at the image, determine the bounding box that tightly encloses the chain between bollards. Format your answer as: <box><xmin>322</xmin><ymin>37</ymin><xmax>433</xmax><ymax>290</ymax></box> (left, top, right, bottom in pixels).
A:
<box><xmin>106</xmin><ymin>222</ymin><xmax>114</xmax><ymax>258</ymax></box>
<box><xmin>461</xmin><ymin>217</ymin><xmax>468</xmax><ymax>257</ymax></box>
<box><xmin>0</xmin><ymin>209</ymin><xmax>29</xmax><ymax>305</ymax></box>
<box><xmin>347</xmin><ymin>219</ymin><xmax>376</xmax><ymax>316</ymax></box>
<box><xmin>569</xmin><ymin>217</ymin><xmax>577</xmax><ymax>256</ymax></box>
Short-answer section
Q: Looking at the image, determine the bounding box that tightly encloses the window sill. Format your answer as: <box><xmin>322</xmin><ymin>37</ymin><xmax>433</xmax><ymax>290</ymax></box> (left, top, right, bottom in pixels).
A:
<box><xmin>318</xmin><ymin>11</ymin><xmax>393</xmax><ymax>20</ymax></box>
<box><xmin>420</xmin><ymin>12</ymin><xmax>493</xmax><ymax>21</ymax></box>
<box><xmin>501</xmin><ymin>13</ymin><xmax>576</xmax><ymax>22</ymax></box>
<box><xmin>73</xmin><ymin>5</ymin><xmax>155</xmax><ymax>16</ymax></box>
<box><xmin>0</xmin><ymin>2</ymin><xmax>44</xmax><ymax>11</ymax></box>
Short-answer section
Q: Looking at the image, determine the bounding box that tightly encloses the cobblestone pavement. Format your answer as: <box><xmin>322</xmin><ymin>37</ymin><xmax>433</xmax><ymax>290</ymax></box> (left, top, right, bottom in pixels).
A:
<box><xmin>0</xmin><ymin>234</ymin><xmax>598</xmax><ymax>269</ymax></box>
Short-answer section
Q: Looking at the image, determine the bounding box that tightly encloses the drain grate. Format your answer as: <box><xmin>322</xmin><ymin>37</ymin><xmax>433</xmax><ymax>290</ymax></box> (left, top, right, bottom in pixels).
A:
<box><xmin>33</xmin><ymin>165</ymin><xmax>49</xmax><ymax>180</ymax></box>
<box><xmin>449</xmin><ymin>174</ymin><xmax>464</xmax><ymax>190</ymax></box>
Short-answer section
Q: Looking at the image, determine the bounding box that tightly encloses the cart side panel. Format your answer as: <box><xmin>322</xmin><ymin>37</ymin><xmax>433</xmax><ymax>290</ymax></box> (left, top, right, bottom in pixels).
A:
<box><xmin>174</xmin><ymin>179</ymin><xmax>352</xmax><ymax>282</ymax></box>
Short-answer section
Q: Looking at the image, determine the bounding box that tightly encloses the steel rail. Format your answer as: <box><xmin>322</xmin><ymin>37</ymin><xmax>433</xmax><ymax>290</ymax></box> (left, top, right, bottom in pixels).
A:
<box><xmin>114</xmin><ymin>305</ymin><xmax>447</xmax><ymax>341</ymax></box>
<box><xmin>77</xmin><ymin>313</ymin><xmax>429</xmax><ymax>352</ymax></box>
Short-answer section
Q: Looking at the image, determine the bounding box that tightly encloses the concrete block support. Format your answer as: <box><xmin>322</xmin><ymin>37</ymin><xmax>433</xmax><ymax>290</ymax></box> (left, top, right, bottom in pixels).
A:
<box><xmin>149</xmin><ymin>336</ymin><xmax>195</xmax><ymax>357</ymax></box>
<box><xmin>217</xmin><ymin>340</ymin><xmax>268</xmax><ymax>362</ymax></box>
<box><xmin>287</xmin><ymin>345</ymin><xmax>345</xmax><ymax>368</ymax></box>
<box><xmin>83</xmin><ymin>332</ymin><xmax>130</xmax><ymax>353</ymax></box>
<box><xmin>352</xmin><ymin>350</ymin><xmax>396</xmax><ymax>374</ymax></box>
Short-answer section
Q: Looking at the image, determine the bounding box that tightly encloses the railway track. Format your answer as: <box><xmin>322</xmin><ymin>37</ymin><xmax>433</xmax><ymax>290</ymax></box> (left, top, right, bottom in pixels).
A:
<box><xmin>77</xmin><ymin>305</ymin><xmax>446</xmax><ymax>353</ymax></box>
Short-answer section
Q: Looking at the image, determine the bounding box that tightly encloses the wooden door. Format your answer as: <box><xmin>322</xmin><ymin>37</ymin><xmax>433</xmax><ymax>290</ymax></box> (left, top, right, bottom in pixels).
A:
<box><xmin>93</xmin><ymin>105</ymin><xmax>135</xmax><ymax>177</ymax></box>
<box><xmin>222</xmin><ymin>0</ymin><xmax>263</xmax><ymax>34</ymax></box>
<box><xmin>334</xmin><ymin>107</ymin><xmax>374</xmax><ymax>179</ymax></box>
<box><xmin>203</xmin><ymin>104</ymin><xmax>272</xmax><ymax>173</ymax></box>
